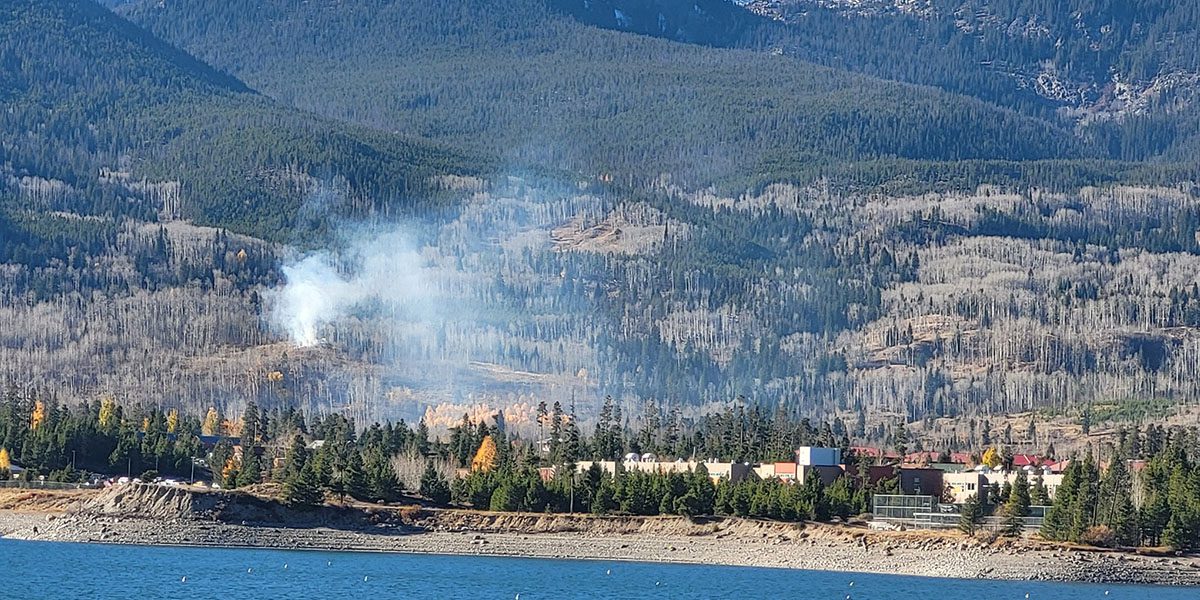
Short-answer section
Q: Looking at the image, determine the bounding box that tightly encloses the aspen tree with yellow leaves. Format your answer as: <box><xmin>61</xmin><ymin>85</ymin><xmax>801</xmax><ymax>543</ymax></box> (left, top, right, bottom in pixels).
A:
<box><xmin>29</xmin><ymin>401</ymin><xmax>45</xmax><ymax>430</ymax></box>
<box><xmin>98</xmin><ymin>397</ymin><xmax>118</xmax><ymax>431</ymax></box>
<box><xmin>982</xmin><ymin>447</ymin><xmax>1002</xmax><ymax>470</ymax></box>
<box><xmin>202</xmin><ymin>407</ymin><xmax>220</xmax><ymax>436</ymax></box>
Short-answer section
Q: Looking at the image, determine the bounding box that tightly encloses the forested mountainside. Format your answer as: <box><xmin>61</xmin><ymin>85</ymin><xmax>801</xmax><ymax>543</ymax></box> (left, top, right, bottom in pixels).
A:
<box><xmin>558</xmin><ymin>0</ymin><xmax>1200</xmax><ymax>166</ymax></box>
<box><xmin>114</xmin><ymin>0</ymin><xmax>1102</xmax><ymax>190</ymax></box>
<box><xmin>1</xmin><ymin>0</ymin><xmax>481</xmax><ymax>244</ymax></box>
<box><xmin>4</xmin><ymin>0</ymin><xmax>1200</xmax><ymax>456</ymax></box>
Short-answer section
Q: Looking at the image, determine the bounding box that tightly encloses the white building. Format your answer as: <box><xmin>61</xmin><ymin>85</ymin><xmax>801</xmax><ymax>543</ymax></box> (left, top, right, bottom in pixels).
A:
<box><xmin>796</xmin><ymin>447</ymin><xmax>841</xmax><ymax>467</ymax></box>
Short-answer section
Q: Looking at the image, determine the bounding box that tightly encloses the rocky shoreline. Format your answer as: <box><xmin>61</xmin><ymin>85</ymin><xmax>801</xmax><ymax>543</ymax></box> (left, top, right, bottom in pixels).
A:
<box><xmin>2</xmin><ymin>485</ymin><xmax>1199</xmax><ymax>586</ymax></box>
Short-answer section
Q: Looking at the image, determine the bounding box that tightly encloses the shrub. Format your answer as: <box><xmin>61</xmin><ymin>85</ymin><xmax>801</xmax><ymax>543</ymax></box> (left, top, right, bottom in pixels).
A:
<box><xmin>1080</xmin><ymin>525</ymin><xmax>1115</xmax><ymax>547</ymax></box>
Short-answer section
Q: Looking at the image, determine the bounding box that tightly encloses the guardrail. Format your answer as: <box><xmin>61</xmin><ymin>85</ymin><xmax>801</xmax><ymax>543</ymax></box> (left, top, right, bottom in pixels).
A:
<box><xmin>879</xmin><ymin>512</ymin><xmax>1046</xmax><ymax>531</ymax></box>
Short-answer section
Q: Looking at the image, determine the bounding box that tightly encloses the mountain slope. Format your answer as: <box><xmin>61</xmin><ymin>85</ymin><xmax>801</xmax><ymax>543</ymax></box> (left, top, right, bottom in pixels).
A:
<box><xmin>115</xmin><ymin>0</ymin><xmax>1088</xmax><ymax>188</ymax></box>
<box><xmin>746</xmin><ymin>0</ymin><xmax>1200</xmax><ymax>160</ymax></box>
<box><xmin>551</xmin><ymin>0</ymin><xmax>1200</xmax><ymax>165</ymax></box>
<box><xmin>1</xmin><ymin>0</ymin><xmax>481</xmax><ymax>243</ymax></box>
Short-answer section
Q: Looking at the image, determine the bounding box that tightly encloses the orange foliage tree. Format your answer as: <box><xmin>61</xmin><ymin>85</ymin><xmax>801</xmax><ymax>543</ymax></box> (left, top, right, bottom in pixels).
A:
<box><xmin>471</xmin><ymin>435</ymin><xmax>499</xmax><ymax>473</ymax></box>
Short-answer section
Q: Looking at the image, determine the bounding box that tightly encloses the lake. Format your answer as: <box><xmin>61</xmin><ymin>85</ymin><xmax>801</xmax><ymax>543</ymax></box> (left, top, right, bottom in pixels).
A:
<box><xmin>1</xmin><ymin>538</ymin><xmax>1192</xmax><ymax>599</ymax></box>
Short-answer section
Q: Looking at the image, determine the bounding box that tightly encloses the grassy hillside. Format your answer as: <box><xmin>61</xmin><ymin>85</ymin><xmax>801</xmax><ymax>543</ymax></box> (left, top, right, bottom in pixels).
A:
<box><xmin>116</xmin><ymin>0</ymin><xmax>1090</xmax><ymax>188</ymax></box>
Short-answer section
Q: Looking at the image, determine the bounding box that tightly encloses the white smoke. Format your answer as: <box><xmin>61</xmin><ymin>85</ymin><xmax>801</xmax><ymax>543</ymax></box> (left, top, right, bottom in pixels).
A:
<box><xmin>271</xmin><ymin>227</ymin><xmax>431</xmax><ymax>347</ymax></box>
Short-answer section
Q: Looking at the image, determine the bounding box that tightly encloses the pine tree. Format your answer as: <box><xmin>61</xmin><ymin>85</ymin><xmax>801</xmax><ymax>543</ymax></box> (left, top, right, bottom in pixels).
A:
<box><xmin>1068</xmin><ymin>454</ymin><xmax>1100</xmax><ymax>541</ymax></box>
<box><xmin>284</xmin><ymin>460</ymin><xmax>322</xmax><ymax>507</ymax></box>
<box><xmin>344</xmin><ymin>450</ymin><xmax>368</xmax><ymax>500</ymax></box>
<box><xmin>549</xmin><ymin>401</ymin><xmax>564</xmax><ymax>463</ymax></box>
<box><xmin>562</xmin><ymin>412</ymin><xmax>581</xmax><ymax>470</ymax></box>
<box><xmin>419</xmin><ymin>461</ymin><xmax>451</xmax><ymax>505</ymax></box>
<box><xmin>367</xmin><ymin>449</ymin><xmax>401</xmax><ymax>503</ymax></box>
<box><xmin>1029</xmin><ymin>476</ymin><xmax>1051</xmax><ymax>507</ymax></box>
<box><xmin>1042</xmin><ymin>457</ymin><xmax>1082</xmax><ymax>541</ymax></box>
<box><xmin>1097</xmin><ymin>454</ymin><xmax>1137</xmax><ymax>546</ymax></box>
<box><xmin>959</xmin><ymin>492</ymin><xmax>983</xmax><ymax>536</ymax></box>
<box><xmin>592</xmin><ymin>476</ymin><xmax>616</xmax><ymax>514</ymax></box>
<box><xmin>241</xmin><ymin>400</ymin><xmax>260</xmax><ymax>445</ymax></box>
<box><xmin>489</xmin><ymin>479</ymin><xmax>519</xmax><ymax>512</ymax></box>
<box><xmin>236</xmin><ymin>450</ymin><xmax>261</xmax><ymax>488</ymax></box>
<box><xmin>1003</xmin><ymin>470</ymin><xmax>1031</xmax><ymax>536</ymax></box>
<box><xmin>1162</xmin><ymin>513</ymin><xmax>1191</xmax><ymax>551</ymax></box>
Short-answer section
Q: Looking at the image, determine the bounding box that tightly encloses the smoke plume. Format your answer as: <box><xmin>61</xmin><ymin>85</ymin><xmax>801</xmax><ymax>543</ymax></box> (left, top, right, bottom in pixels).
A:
<box><xmin>270</xmin><ymin>227</ymin><xmax>432</xmax><ymax>347</ymax></box>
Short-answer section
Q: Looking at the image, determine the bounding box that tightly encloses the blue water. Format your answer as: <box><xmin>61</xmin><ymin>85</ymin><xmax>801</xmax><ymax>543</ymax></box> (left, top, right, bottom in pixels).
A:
<box><xmin>0</xmin><ymin>538</ymin><xmax>1190</xmax><ymax>599</ymax></box>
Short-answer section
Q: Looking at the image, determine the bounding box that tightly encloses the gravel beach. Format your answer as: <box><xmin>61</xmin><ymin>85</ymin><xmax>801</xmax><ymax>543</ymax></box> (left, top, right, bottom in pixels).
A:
<box><xmin>2</xmin><ymin>485</ymin><xmax>1199</xmax><ymax>586</ymax></box>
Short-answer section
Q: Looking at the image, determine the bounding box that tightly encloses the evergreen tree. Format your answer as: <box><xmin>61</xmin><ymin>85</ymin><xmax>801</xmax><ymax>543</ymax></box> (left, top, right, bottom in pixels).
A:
<box><xmin>366</xmin><ymin>449</ymin><xmax>401</xmax><ymax>503</ymax></box>
<box><xmin>281</xmin><ymin>434</ymin><xmax>309</xmax><ymax>482</ymax></box>
<box><xmin>1042</xmin><ymin>457</ymin><xmax>1082</xmax><ymax>541</ymax></box>
<box><xmin>490</xmin><ymin>478</ymin><xmax>519</xmax><ymax>512</ymax></box>
<box><xmin>419</xmin><ymin>461</ymin><xmax>451</xmax><ymax>505</ymax></box>
<box><xmin>1068</xmin><ymin>454</ymin><xmax>1100</xmax><ymax>541</ymax></box>
<box><xmin>344</xmin><ymin>450</ymin><xmax>368</xmax><ymax>500</ymax></box>
<box><xmin>592</xmin><ymin>475</ymin><xmax>616</xmax><ymax>514</ymax></box>
<box><xmin>283</xmin><ymin>460</ymin><xmax>322</xmax><ymax>507</ymax></box>
<box><xmin>1029</xmin><ymin>476</ymin><xmax>1051</xmax><ymax>507</ymax></box>
<box><xmin>959</xmin><ymin>492</ymin><xmax>983</xmax><ymax>536</ymax></box>
<box><xmin>235</xmin><ymin>450</ymin><xmax>261</xmax><ymax>488</ymax></box>
<box><xmin>1097</xmin><ymin>454</ymin><xmax>1137</xmax><ymax>546</ymax></box>
<box><xmin>1002</xmin><ymin>470</ymin><xmax>1031</xmax><ymax>536</ymax></box>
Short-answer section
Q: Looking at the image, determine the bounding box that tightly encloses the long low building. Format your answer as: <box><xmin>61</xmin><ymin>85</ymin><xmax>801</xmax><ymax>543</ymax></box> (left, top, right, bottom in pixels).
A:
<box><xmin>576</xmin><ymin>460</ymin><xmax>754</xmax><ymax>484</ymax></box>
<box><xmin>944</xmin><ymin>469</ymin><xmax>1064</xmax><ymax>504</ymax></box>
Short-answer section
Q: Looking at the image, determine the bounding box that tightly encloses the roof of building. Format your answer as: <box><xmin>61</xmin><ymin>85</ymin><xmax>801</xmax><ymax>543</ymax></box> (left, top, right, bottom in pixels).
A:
<box><xmin>1011</xmin><ymin>454</ymin><xmax>1049</xmax><ymax>467</ymax></box>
